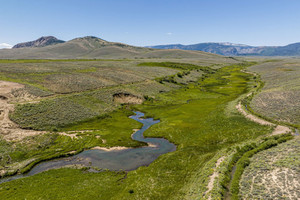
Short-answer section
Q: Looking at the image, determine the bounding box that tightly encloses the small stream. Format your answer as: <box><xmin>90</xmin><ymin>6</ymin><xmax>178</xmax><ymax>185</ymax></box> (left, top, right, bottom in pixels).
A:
<box><xmin>0</xmin><ymin>111</ymin><xmax>176</xmax><ymax>184</ymax></box>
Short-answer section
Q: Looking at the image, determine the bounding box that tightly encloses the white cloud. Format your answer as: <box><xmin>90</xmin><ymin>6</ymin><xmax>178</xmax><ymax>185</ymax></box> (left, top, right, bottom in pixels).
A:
<box><xmin>166</xmin><ymin>32</ymin><xmax>173</xmax><ymax>35</ymax></box>
<box><xmin>0</xmin><ymin>43</ymin><xmax>13</xmax><ymax>49</ymax></box>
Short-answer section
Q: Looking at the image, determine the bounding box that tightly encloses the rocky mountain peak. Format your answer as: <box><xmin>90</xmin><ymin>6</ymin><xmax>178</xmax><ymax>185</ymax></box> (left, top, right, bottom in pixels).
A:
<box><xmin>13</xmin><ymin>36</ymin><xmax>65</xmax><ymax>48</ymax></box>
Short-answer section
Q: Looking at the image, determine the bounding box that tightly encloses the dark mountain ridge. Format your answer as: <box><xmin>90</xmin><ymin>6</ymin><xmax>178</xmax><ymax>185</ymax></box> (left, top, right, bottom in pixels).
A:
<box><xmin>13</xmin><ymin>36</ymin><xmax>65</xmax><ymax>48</ymax></box>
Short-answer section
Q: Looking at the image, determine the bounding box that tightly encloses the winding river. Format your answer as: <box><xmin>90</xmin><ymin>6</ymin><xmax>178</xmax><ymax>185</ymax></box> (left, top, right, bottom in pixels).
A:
<box><xmin>0</xmin><ymin>111</ymin><xmax>176</xmax><ymax>184</ymax></box>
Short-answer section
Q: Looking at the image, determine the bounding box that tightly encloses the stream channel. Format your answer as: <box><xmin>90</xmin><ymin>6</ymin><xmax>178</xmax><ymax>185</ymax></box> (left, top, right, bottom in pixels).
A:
<box><xmin>0</xmin><ymin>111</ymin><xmax>176</xmax><ymax>184</ymax></box>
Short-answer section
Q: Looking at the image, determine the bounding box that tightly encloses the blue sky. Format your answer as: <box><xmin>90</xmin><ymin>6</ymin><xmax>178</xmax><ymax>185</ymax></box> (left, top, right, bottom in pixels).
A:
<box><xmin>1</xmin><ymin>0</ymin><xmax>300</xmax><ymax>48</ymax></box>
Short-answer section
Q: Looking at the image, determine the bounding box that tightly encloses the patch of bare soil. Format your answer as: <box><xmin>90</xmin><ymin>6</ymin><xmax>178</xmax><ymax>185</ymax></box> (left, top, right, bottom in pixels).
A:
<box><xmin>0</xmin><ymin>81</ymin><xmax>24</xmax><ymax>94</ymax></box>
<box><xmin>0</xmin><ymin>81</ymin><xmax>45</xmax><ymax>141</ymax></box>
<box><xmin>272</xmin><ymin>125</ymin><xmax>291</xmax><ymax>135</ymax></box>
<box><xmin>91</xmin><ymin>146</ymin><xmax>131</xmax><ymax>151</ymax></box>
<box><xmin>113</xmin><ymin>93</ymin><xmax>144</xmax><ymax>104</ymax></box>
<box><xmin>57</xmin><ymin>130</ymin><xmax>95</xmax><ymax>139</ymax></box>
<box><xmin>205</xmin><ymin>156</ymin><xmax>225</xmax><ymax>200</ymax></box>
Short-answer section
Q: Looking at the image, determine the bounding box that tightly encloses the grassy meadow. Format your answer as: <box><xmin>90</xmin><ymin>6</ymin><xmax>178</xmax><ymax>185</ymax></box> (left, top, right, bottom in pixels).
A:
<box><xmin>0</xmin><ymin>62</ymin><xmax>274</xmax><ymax>199</ymax></box>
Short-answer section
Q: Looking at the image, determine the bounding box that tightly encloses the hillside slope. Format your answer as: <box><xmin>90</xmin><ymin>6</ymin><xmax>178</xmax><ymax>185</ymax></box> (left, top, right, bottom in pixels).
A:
<box><xmin>0</xmin><ymin>36</ymin><xmax>232</xmax><ymax>60</ymax></box>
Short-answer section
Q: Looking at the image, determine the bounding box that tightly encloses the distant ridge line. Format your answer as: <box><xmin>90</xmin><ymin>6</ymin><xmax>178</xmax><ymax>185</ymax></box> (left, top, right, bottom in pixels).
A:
<box><xmin>147</xmin><ymin>42</ymin><xmax>300</xmax><ymax>56</ymax></box>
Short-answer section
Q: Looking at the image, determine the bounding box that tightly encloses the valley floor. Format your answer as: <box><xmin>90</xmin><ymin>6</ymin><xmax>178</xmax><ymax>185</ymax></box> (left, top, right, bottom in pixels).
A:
<box><xmin>0</xmin><ymin>59</ymin><xmax>298</xmax><ymax>200</ymax></box>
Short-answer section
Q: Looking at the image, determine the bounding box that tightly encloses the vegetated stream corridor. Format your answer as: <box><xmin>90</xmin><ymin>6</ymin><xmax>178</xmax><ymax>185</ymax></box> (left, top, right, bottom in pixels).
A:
<box><xmin>0</xmin><ymin>64</ymin><xmax>276</xmax><ymax>199</ymax></box>
<box><xmin>0</xmin><ymin>111</ymin><xmax>176</xmax><ymax>184</ymax></box>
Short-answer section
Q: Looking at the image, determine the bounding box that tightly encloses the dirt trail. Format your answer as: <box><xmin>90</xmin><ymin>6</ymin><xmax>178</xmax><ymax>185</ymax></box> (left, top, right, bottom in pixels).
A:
<box><xmin>0</xmin><ymin>81</ymin><xmax>46</xmax><ymax>141</ymax></box>
<box><xmin>236</xmin><ymin>102</ymin><xmax>291</xmax><ymax>135</ymax></box>
<box><xmin>205</xmin><ymin>156</ymin><xmax>225</xmax><ymax>200</ymax></box>
<box><xmin>238</xmin><ymin>70</ymin><xmax>291</xmax><ymax>135</ymax></box>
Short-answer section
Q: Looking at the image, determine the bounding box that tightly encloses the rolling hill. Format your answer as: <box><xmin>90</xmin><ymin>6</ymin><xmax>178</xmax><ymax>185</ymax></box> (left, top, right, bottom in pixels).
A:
<box><xmin>0</xmin><ymin>36</ymin><xmax>232</xmax><ymax>61</ymax></box>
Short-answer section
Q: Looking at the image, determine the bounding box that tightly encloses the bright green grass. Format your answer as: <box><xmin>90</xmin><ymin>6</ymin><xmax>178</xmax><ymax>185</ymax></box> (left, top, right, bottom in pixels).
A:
<box><xmin>0</xmin><ymin>169</ymin><xmax>126</xmax><ymax>199</ymax></box>
<box><xmin>0</xmin><ymin>64</ymin><xmax>272</xmax><ymax>199</ymax></box>
<box><xmin>60</xmin><ymin>109</ymin><xmax>144</xmax><ymax>147</ymax></box>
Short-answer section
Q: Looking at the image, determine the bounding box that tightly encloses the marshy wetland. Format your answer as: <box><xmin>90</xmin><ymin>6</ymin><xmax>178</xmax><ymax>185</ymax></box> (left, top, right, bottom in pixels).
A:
<box><xmin>0</xmin><ymin>58</ymin><xmax>298</xmax><ymax>199</ymax></box>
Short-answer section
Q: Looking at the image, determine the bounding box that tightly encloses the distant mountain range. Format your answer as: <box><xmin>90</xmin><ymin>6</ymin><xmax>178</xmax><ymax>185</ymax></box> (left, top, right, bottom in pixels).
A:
<box><xmin>0</xmin><ymin>36</ymin><xmax>231</xmax><ymax>61</ymax></box>
<box><xmin>148</xmin><ymin>42</ymin><xmax>300</xmax><ymax>56</ymax></box>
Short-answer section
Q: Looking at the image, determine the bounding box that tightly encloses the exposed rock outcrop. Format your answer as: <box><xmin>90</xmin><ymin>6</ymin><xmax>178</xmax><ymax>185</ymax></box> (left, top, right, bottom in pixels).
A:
<box><xmin>113</xmin><ymin>93</ymin><xmax>144</xmax><ymax>104</ymax></box>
